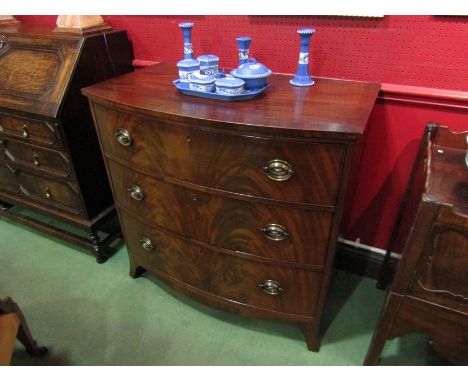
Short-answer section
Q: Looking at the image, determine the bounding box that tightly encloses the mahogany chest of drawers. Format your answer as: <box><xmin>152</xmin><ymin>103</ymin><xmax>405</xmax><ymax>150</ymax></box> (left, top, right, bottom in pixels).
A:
<box><xmin>0</xmin><ymin>24</ymin><xmax>133</xmax><ymax>262</ymax></box>
<box><xmin>83</xmin><ymin>63</ymin><xmax>379</xmax><ymax>350</ymax></box>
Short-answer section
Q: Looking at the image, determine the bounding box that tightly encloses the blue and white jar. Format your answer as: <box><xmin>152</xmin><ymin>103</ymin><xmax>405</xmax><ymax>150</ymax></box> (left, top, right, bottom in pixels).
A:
<box><xmin>197</xmin><ymin>54</ymin><xmax>220</xmax><ymax>76</ymax></box>
<box><xmin>215</xmin><ymin>76</ymin><xmax>245</xmax><ymax>95</ymax></box>
<box><xmin>188</xmin><ymin>72</ymin><xmax>216</xmax><ymax>92</ymax></box>
<box><xmin>177</xmin><ymin>59</ymin><xmax>200</xmax><ymax>88</ymax></box>
<box><xmin>231</xmin><ymin>62</ymin><xmax>272</xmax><ymax>90</ymax></box>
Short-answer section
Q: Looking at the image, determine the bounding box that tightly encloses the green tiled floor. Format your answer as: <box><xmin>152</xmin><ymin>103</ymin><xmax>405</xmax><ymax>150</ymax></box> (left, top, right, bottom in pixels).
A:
<box><xmin>0</xmin><ymin>216</ymin><xmax>452</xmax><ymax>365</ymax></box>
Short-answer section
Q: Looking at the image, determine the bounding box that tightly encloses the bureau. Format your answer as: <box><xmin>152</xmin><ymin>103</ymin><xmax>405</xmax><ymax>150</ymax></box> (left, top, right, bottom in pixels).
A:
<box><xmin>364</xmin><ymin>124</ymin><xmax>468</xmax><ymax>365</ymax></box>
<box><xmin>0</xmin><ymin>24</ymin><xmax>133</xmax><ymax>262</ymax></box>
<box><xmin>83</xmin><ymin>63</ymin><xmax>379</xmax><ymax>350</ymax></box>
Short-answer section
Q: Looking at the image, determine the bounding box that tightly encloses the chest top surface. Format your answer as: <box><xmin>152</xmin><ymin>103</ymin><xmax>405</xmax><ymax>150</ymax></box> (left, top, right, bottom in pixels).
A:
<box><xmin>427</xmin><ymin>132</ymin><xmax>468</xmax><ymax>216</ymax></box>
<box><xmin>82</xmin><ymin>63</ymin><xmax>380</xmax><ymax>139</ymax></box>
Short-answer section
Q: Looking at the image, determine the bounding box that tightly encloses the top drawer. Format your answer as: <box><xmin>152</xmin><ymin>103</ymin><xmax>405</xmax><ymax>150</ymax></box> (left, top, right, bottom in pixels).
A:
<box><xmin>0</xmin><ymin>113</ymin><xmax>62</xmax><ymax>148</ymax></box>
<box><xmin>92</xmin><ymin>104</ymin><xmax>346</xmax><ymax>206</ymax></box>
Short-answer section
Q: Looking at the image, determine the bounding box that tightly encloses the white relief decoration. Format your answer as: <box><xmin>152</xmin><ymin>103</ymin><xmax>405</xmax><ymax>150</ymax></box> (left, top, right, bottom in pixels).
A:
<box><xmin>184</xmin><ymin>43</ymin><xmax>193</xmax><ymax>54</ymax></box>
<box><xmin>299</xmin><ymin>52</ymin><xmax>309</xmax><ymax>64</ymax></box>
<box><xmin>179</xmin><ymin>71</ymin><xmax>190</xmax><ymax>82</ymax></box>
<box><xmin>216</xmin><ymin>87</ymin><xmax>244</xmax><ymax>95</ymax></box>
<box><xmin>189</xmin><ymin>83</ymin><xmax>214</xmax><ymax>92</ymax></box>
<box><xmin>239</xmin><ymin>49</ymin><xmax>249</xmax><ymax>59</ymax></box>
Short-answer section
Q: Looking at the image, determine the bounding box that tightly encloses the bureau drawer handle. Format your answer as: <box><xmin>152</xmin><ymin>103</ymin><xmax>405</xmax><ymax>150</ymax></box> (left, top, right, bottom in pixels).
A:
<box><xmin>258</xmin><ymin>280</ymin><xmax>284</xmax><ymax>296</ymax></box>
<box><xmin>261</xmin><ymin>224</ymin><xmax>289</xmax><ymax>241</ymax></box>
<box><xmin>262</xmin><ymin>159</ymin><xmax>294</xmax><ymax>181</ymax></box>
<box><xmin>115</xmin><ymin>128</ymin><xmax>132</xmax><ymax>146</ymax></box>
<box><xmin>128</xmin><ymin>184</ymin><xmax>144</xmax><ymax>201</ymax></box>
<box><xmin>33</xmin><ymin>153</ymin><xmax>40</xmax><ymax>167</ymax></box>
<box><xmin>22</xmin><ymin>124</ymin><xmax>29</xmax><ymax>139</ymax></box>
<box><xmin>140</xmin><ymin>237</ymin><xmax>155</xmax><ymax>252</ymax></box>
<box><xmin>44</xmin><ymin>187</ymin><xmax>51</xmax><ymax>200</ymax></box>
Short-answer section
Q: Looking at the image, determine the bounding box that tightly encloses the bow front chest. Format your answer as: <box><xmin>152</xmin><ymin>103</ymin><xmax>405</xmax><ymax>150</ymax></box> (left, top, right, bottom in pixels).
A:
<box><xmin>83</xmin><ymin>63</ymin><xmax>379</xmax><ymax>350</ymax></box>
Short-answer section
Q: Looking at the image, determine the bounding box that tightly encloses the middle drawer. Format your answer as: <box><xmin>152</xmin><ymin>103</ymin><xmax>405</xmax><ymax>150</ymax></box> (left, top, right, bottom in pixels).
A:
<box><xmin>1</xmin><ymin>138</ymin><xmax>73</xmax><ymax>178</ymax></box>
<box><xmin>108</xmin><ymin>160</ymin><xmax>333</xmax><ymax>266</ymax></box>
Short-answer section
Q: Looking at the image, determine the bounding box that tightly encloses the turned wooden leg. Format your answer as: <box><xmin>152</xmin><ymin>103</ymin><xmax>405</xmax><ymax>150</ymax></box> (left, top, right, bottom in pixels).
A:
<box><xmin>299</xmin><ymin>321</ymin><xmax>320</xmax><ymax>352</ymax></box>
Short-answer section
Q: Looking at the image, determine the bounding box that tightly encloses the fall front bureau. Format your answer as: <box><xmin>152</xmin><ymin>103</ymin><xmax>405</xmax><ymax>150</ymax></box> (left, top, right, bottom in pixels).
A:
<box><xmin>82</xmin><ymin>63</ymin><xmax>379</xmax><ymax>350</ymax></box>
<box><xmin>0</xmin><ymin>24</ymin><xmax>134</xmax><ymax>262</ymax></box>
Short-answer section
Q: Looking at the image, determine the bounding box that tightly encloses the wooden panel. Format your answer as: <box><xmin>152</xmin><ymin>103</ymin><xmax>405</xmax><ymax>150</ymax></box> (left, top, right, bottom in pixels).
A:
<box><xmin>108</xmin><ymin>159</ymin><xmax>333</xmax><ymax>266</ymax></box>
<box><xmin>0</xmin><ymin>31</ymin><xmax>81</xmax><ymax>117</ymax></box>
<box><xmin>2</xmin><ymin>138</ymin><xmax>73</xmax><ymax>178</ymax></box>
<box><xmin>0</xmin><ymin>113</ymin><xmax>61</xmax><ymax>148</ymax></box>
<box><xmin>94</xmin><ymin>104</ymin><xmax>346</xmax><ymax>206</ymax></box>
<box><xmin>0</xmin><ymin>160</ymin><xmax>19</xmax><ymax>194</ymax></box>
<box><xmin>121</xmin><ymin>209</ymin><xmax>322</xmax><ymax>317</ymax></box>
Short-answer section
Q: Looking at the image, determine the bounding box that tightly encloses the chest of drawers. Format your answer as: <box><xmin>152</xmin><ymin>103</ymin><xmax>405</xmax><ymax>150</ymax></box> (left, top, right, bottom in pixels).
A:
<box><xmin>364</xmin><ymin>124</ymin><xmax>468</xmax><ymax>365</ymax></box>
<box><xmin>0</xmin><ymin>24</ymin><xmax>133</xmax><ymax>262</ymax></box>
<box><xmin>83</xmin><ymin>63</ymin><xmax>379</xmax><ymax>350</ymax></box>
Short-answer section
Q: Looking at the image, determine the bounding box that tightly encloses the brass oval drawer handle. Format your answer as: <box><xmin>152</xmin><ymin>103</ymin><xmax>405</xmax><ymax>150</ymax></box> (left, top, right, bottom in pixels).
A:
<box><xmin>261</xmin><ymin>223</ymin><xmax>289</xmax><ymax>241</ymax></box>
<box><xmin>258</xmin><ymin>280</ymin><xmax>284</xmax><ymax>295</ymax></box>
<box><xmin>44</xmin><ymin>187</ymin><xmax>51</xmax><ymax>200</ymax></box>
<box><xmin>262</xmin><ymin>159</ymin><xmax>294</xmax><ymax>181</ymax></box>
<box><xmin>128</xmin><ymin>184</ymin><xmax>144</xmax><ymax>201</ymax></box>
<box><xmin>0</xmin><ymin>35</ymin><xmax>6</xmax><ymax>50</ymax></box>
<box><xmin>115</xmin><ymin>128</ymin><xmax>132</xmax><ymax>146</ymax></box>
<box><xmin>22</xmin><ymin>124</ymin><xmax>29</xmax><ymax>139</ymax></box>
<box><xmin>140</xmin><ymin>237</ymin><xmax>155</xmax><ymax>252</ymax></box>
<box><xmin>33</xmin><ymin>153</ymin><xmax>40</xmax><ymax>167</ymax></box>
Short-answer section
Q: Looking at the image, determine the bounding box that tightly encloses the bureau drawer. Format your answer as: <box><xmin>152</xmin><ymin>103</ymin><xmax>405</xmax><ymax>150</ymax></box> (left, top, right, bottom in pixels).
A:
<box><xmin>93</xmin><ymin>104</ymin><xmax>345</xmax><ymax>206</ymax></box>
<box><xmin>18</xmin><ymin>172</ymin><xmax>84</xmax><ymax>215</ymax></box>
<box><xmin>0</xmin><ymin>113</ymin><xmax>61</xmax><ymax>148</ymax></box>
<box><xmin>121</xmin><ymin>210</ymin><xmax>322</xmax><ymax>317</ymax></box>
<box><xmin>109</xmin><ymin>160</ymin><xmax>332</xmax><ymax>266</ymax></box>
<box><xmin>0</xmin><ymin>160</ymin><xmax>20</xmax><ymax>194</ymax></box>
<box><xmin>1</xmin><ymin>138</ymin><xmax>73</xmax><ymax>178</ymax></box>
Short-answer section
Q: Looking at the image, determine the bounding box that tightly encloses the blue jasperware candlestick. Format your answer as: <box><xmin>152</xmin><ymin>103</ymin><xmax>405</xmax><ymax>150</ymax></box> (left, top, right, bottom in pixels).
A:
<box><xmin>290</xmin><ymin>28</ymin><xmax>315</xmax><ymax>87</ymax></box>
<box><xmin>236</xmin><ymin>36</ymin><xmax>252</xmax><ymax>66</ymax></box>
<box><xmin>179</xmin><ymin>22</ymin><xmax>194</xmax><ymax>60</ymax></box>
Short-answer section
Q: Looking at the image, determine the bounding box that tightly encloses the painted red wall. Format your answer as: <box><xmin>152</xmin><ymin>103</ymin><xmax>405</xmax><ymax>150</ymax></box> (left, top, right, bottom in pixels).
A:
<box><xmin>15</xmin><ymin>15</ymin><xmax>468</xmax><ymax>251</ymax></box>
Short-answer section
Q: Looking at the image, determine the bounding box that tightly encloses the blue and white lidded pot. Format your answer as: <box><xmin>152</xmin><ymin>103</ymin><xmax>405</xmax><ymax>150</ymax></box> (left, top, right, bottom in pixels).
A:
<box><xmin>188</xmin><ymin>72</ymin><xmax>217</xmax><ymax>92</ymax></box>
<box><xmin>177</xmin><ymin>59</ymin><xmax>200</xmax><ymax>88</ymax></box>
<box><xmin>215</xmin><ymin>76</ymin><xmax>245</xmax><ymax>95</ymax></box>
<box><xmin>197</xmin><ymin>54</ymin><xmax>220</xmax><ymax>76</ymax></box>
<box><xmin>230</xmin><ymin>62</ymin><xmax>272</xmax><ymax>90</ymax></box>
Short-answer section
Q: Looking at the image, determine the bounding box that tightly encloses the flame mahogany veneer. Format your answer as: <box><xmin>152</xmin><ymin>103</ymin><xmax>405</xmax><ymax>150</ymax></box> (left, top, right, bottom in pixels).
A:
<box><xmin>82</xmin><ymin>63</ymin><xmax>379</xmax><ymax>350</ymax></box>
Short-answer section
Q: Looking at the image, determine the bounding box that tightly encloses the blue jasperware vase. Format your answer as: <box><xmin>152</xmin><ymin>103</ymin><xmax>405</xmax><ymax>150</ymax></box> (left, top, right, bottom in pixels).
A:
<box><xmin>177</xmin><ymin>22</ymin><xmax>199</xmax><ymax>88</ymax></box>
<box><xmin>290</xmin><ymin>28</ymin><xmax>315</xmax><ymax>87</ymax></box>
<box><xmin>236</xmin><ymin>36</ymin><xmax>252</xmax><ymax>66</ymax></box>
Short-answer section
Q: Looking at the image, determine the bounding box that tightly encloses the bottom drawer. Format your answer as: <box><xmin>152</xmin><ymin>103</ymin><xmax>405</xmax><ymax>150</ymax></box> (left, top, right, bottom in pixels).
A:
<box><xmin>121</xmin><ymin>209</ymin><xmax>323</xmax><ymax>317</ymax></box>
<box><xmin>18</xmin><ymin>171</ymin><xmax>84</xmax><ymax>215</ymax></box>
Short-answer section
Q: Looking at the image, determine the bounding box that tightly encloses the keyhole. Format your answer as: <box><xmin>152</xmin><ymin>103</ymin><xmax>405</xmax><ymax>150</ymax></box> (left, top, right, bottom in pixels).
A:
<box><xmin>192</xmin><ymin>194</ymin><xmax>197</xmax><ymax>201</ymax></box>
<box><xmin>186</xmin><ymin>133</ymin><xmax>191</xmax><ymax>142</ymax></box>
<box><xmin>198</xmin><ymin>249</ymin><xmax>203</xmax><ymax>256</ymax></box>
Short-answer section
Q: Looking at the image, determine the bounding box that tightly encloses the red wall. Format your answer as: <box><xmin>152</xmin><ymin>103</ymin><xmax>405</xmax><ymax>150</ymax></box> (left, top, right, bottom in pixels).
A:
<box><xmin>15</xmin><ymin>15</ymin><xmax>468</xmax><ymax>251</ymax></box>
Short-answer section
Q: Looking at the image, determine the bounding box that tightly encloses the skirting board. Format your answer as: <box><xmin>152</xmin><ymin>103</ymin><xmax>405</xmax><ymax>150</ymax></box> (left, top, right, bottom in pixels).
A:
<box><xmin>335</xmin><ymin>239</ymin><xmax>399</xmax><ymax>283</ymax></box>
